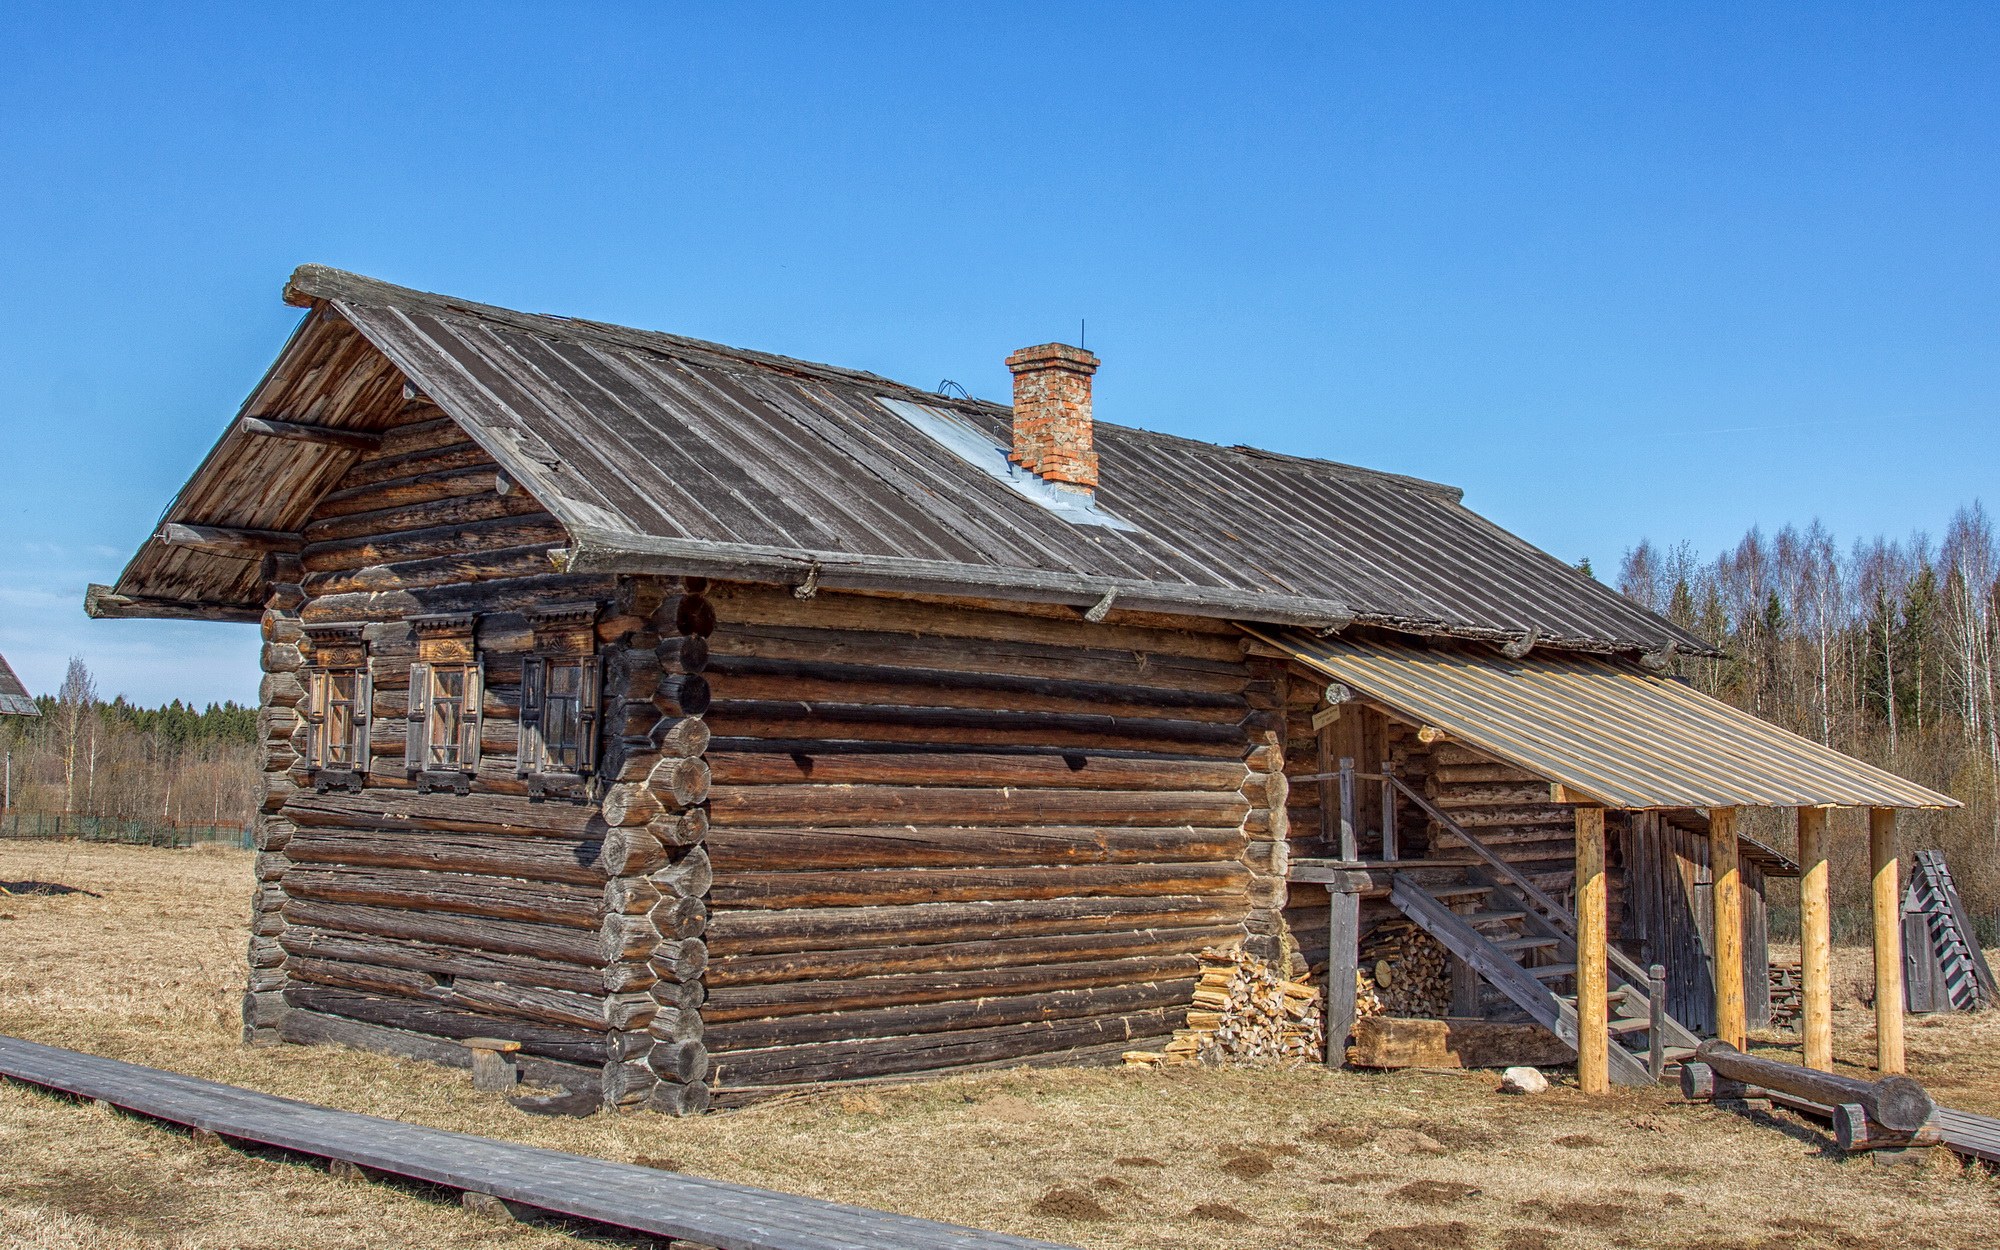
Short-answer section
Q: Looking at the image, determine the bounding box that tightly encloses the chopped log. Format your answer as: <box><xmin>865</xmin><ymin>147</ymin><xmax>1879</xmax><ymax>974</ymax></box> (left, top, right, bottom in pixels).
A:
<box><xmin>646</xmin><ymin>807</ymin><xmax>709</xmax><ymax>848</ymax></box>
<box><xmin>707</xmin><ymin>784</ymin><xmax>1248</xmax><ymax>829</ymax></box>
<box><xmin>284</xmin><ymin>829</ymin><xmax>620</xmax><ymax>885</ymax></box>
<box><xmin>1346</xmin><ymin>1017</ymin><xmax>1573</xmax><ymax>1069</ymax></box>
<box><xmin>705</xmin><ymin>702</ymin><xmax>1244</xmax><ymax>750</ymax></box>
<box><xmin>647</xmin><ymin>1039</ymin><xmax>711</xmax><ymax>1084</ymax></box>
<box><xmin>708</xmin><ymin>979</ymin><xmax>1194</xmax><ymax>1052</ymax></box>
<box><xmin>648</xmin><ymin>939</ymin><xmax>709</xmax><ymax>983</ymax></box>
<box><xmin>707</xmin><ymin>669</ymin><xmax>1242</xmax><ymax>726</ymax></box>
<box><xmin>649</xmin><ymin>846</ymin><xmax>713</xmax><ymax>897</ymax></box>
<box><xmin>239</xmin><ymin>414</ymin><xmax>384</xmax><ymax>452</ymax></box>
<box><xmin>281</xmin><ymin>926</ymin><xmax>625</xmax><ymax>995</ymax></box>
<box><xmin>701</xmin><ymin>823</ymin><xmax>1246</xmax><ymax>871</ymax></box>
<box><xmin>646</xmin><ymin>757</ymin><xmax>711</xmax><ymax>808</ymax></box>
<box><xmin>282</xmin><ymin>900</ymin><xmax>607</xmax><ymax>967</ymax></box>
<box><xmin>645</xmin><ymin>895</ymin><xmax>708</xmax><ymax>941</ymax></box>
<box><xmin>703</xmin><ymin>714</ymin><xmax>1248</xmax><ymax>758</ymax></box>
<box><xmin>282</xmin><ymin>866</ymin><xmax>603</xmax><ymax>929</ymax></box>
<box><xmin>646</xmin><ymin>1080</ymin><xmax>712</xmax><ymax>1116</ymax></box>
<box><xmin>704</xmin><ymin>749</ymin><xmax>1247</xmax><ymax>791</ymax></box>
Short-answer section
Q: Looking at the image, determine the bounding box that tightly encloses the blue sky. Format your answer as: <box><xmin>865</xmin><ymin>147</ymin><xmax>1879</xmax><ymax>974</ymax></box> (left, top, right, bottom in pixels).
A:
<box><xmin>2</xmin><ymin>3</ymin><xmax>1995</xmax><ymax>706</ymax></box>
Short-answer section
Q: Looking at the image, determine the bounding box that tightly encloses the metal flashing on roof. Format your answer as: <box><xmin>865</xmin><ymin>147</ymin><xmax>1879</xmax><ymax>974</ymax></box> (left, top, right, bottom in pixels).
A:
<box><xmin>875</xmin><ymin>398</ymin><xmax>1137</xmax><ymax>531</ymax></box>
<box><xmin>1251</xmin><ymin>626</ymin><xmax>1958</xmax><ymax>811</ymax></box>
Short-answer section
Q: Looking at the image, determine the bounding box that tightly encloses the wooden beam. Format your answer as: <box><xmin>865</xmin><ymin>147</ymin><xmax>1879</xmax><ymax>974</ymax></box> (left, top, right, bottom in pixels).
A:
<box><xmin>1324</xmin><ymin>883</ymin><xmax>1359</xmax><ymax>1068</ymax></box>
<box><xmin>1798</xmin><ymin>806</ymin><xmax>1834</xmax><ymax>1072</ymax></box>
<box><xmin>1711</xmin><ymin>806</ymin><xmax>1746</xmax><ymax>1050</ymax></box>
<box><xmin>158</xmin><ymin>523</ymin><xmax>302</xmax><ymax>557</ymax></box>
<box><xmin>1575</xmin><ymin>805</ymin><xmax>1609</xmax><ymax>1095</ymax></box>
<box><xmin>82</xmin><ymin>584</ymin><xmax>261</xmax><ymax>623</ymax></box>
<box><xmin>238</xmin><ymin>415</ymin><xmax>383</xmax><ymax>452</ymax></box>
<box><xmin>1870</xmin><ymin>807</ymin><xmax>1905</xmax><ymax>1074</ymax></box>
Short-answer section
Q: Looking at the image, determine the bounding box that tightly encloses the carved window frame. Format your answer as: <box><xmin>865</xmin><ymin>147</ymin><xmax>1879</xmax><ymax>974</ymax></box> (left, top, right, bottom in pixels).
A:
<box><xmin>302</xmin><ymin>625</ymin><xmax>371</xmax><ymax>793</ymax></box>
<box><xmin>518</xmin><ymin>603</ymin><xmax>602</xmax><ymax>802</ymax></box>
<box><xmin>406</xmin><ymin>613</ymin><xmax>483</xmax><ymax>795</ymax></box>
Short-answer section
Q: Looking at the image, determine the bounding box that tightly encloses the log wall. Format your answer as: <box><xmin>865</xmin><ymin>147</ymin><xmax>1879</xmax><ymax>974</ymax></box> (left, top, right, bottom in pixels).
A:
<box><xmin>697</xmin><ymin>584</ymin><xmax>1265</xmax><ymax>1102</ymax></box>
<box><xmin>251</xmin><ymin>399</ymin><xmax>719</xmax><ymax>1109</ymax></box>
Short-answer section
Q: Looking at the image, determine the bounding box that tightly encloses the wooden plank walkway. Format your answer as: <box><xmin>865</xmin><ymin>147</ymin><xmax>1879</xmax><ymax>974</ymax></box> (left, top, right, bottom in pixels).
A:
<box><xmin>0</xmin><ymin>1035</ymin><xmax>1077</xmax><ymax>1250</ymax></box>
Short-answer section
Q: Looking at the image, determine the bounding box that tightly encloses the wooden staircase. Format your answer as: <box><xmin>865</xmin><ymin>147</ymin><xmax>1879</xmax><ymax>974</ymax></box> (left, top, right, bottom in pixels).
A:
<box><xmin>1373</xmin><ymin>775</ymin><xmax>1702</xmax><ymax>1086</ymax></box>
<box><xmin>1390</xmin><ymin>872</ymin><xmax>1699</xmax><ymax>1085</ymax></box>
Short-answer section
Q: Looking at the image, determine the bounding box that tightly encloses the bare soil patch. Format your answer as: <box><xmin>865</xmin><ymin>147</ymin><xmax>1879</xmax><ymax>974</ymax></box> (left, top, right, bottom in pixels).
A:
<box><xmin>1</xmin><ymin>842</ymin><xmax>1997</xmax><ymax>1250</ymax></box>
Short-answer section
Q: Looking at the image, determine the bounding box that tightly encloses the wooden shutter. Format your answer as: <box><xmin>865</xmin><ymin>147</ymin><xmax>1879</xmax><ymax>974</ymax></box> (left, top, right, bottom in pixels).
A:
<box><xmin>353</xmin><ymin>666</ymin><xmax>374</xmax><ymax>776</ymax></box>
<box><xmin>406</xmin><ymin>661</ymin><xmax>431</xmax><ymax>773</ymax></box>
<box><xmin>518</xmin><ymin>657</ymin><xmax>545</xmax><ymax>776</ymax></box>
<box><xmin>460</xmin><ymin>661</ymin><xmax>484</xmax><ymax>771</ymax></box>
<box><xmin>577</xmin><ymin>657</ymin><xmax>603</xmax><ymax>776</ymax></box>
<box><xmin>305</xmin><ymin>670</ymin><xmax>329</xmax><ymax>770</ymax></box>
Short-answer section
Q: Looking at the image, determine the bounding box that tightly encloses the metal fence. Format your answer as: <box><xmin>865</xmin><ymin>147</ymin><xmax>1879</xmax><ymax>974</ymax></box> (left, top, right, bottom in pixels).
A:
<box><xmin>0</xmin><ymin>810</ymin><xmax>253</xmax><ymax>850</ymax></box>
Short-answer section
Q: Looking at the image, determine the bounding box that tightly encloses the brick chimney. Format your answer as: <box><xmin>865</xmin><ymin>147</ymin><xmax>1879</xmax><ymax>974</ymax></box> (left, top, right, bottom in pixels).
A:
<box><xmin>1005</xmin><ymin>342</ymin><xmax>1100</xmax><ymax>492</ymax></box>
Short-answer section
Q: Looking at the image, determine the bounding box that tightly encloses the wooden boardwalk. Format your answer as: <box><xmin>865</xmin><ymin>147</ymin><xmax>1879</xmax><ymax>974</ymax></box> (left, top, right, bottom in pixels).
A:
<box><xmin>0</xmin><ymin>1035</ymin><xmax>1076</xmax><ymax>1250</ymax></box>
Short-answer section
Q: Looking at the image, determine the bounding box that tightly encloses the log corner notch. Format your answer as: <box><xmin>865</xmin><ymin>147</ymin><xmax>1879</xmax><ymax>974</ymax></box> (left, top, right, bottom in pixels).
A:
<box><xmin>245</xmin><ymin>587</ymin><xmax>309</xmax><ymax>1045</ymax></box>
<box><xmin>1237</xmin><ymin>645</ymin><xmax>1291</xmax><ymax>967</ymax></box>
<box><xmin>599</xmin><ymin>575</ymin><xmax>714</xmax><ymax>1115</ymax></box>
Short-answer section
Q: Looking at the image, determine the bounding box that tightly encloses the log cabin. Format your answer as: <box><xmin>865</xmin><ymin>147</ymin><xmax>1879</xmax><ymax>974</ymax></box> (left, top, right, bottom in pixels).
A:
<box><xmin>88</xmin><ymin>266</ymin><xmax>1958</xmax><ymax>1111</ymax></box>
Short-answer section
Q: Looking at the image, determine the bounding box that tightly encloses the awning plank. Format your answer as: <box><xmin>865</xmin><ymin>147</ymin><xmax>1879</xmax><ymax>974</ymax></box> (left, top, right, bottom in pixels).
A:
<box><xmin>1248</xmin><ymin>627</ymin><xmax>1959</xmax><ymax>811</ymax></box>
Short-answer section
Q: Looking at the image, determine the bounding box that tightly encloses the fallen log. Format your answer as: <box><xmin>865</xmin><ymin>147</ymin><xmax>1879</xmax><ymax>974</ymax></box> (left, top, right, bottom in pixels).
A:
<box><xmin>1685</xmin><ymin>1040</ymin><xmax>1937</xmax><ymax>1142</ymax></box>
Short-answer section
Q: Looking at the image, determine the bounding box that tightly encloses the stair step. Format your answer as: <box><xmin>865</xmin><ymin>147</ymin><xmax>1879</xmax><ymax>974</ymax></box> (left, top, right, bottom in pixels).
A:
<box><xmin>1663</xmin><ymin>1046</ymin><xmax>1699</xmax><ymax>1062</ymax></box>
<box><xmin>1428</xmin><ymin>884</ymin><xmax>1498</xmax><ymax>901</ymax></box>
<box><xmin>1607</xmin><ymin>1018</ymin><xmax>1652</xmax><ymax>1036</ymax></box>
<box><xmin>1495</xmin><ymin>935</ymin><xmax>1561</xmax><ymax>952</ymax></box>
<box><xmin>1528</xmin><ymin>963</ymin><xmax>1577</xmax><ymax>980</ymax></box>
<box><xmin>1462</xmin><ymin>910</ymin><xmax>1527</xmax><ymax>926</ymax></box>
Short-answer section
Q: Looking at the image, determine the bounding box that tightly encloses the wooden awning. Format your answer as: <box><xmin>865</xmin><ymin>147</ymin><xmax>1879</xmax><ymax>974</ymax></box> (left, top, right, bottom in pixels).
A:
<box><xmin>1248</xmin><ymin>627</ymin><xmax>1958</xmax><ymax>811</ymax></box>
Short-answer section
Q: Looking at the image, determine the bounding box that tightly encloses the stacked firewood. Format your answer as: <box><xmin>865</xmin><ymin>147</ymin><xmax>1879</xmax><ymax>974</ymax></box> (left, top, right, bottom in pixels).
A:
<box><xmin>1769</xmin><ymin>959</ymin><xmax>1804</xmax><ymax>1030</ymax></box>
<box><xmin>1125</xmin><ymin>947</ymin><xmax>1324</xmax><ymax>1067</ymax></box>
<box><xmin>1356</xmin><ymin>920</ymin><xmax>1451</xmax><ymax>1018</ymax></box>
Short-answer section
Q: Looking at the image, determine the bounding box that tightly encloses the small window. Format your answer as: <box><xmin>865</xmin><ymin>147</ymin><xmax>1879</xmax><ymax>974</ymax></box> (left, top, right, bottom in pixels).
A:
<box><xmin>303</xmin><ymin>625</ymin><xmax>371</xmax><ymax>792</ymax></box>
<box><xmin>519</xmin><ymin>603</ymin><xmax>602</xmax><ymax>801</ymax></box>
<box><xmin>407</xmin><ymin>614</ymin><xmax>482</xmax><ymax>794</ymax></box>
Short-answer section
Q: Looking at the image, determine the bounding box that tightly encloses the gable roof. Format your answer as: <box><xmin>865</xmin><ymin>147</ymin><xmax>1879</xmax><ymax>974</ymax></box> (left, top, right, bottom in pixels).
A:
<box><xmin>91</xmin><ymin>266</ymin><xmax>1708</xmax><ymax>658</ymax></box>
<box><xmin>0</xmin><ymin>654</ymin><xmax>35</xmax><ymax>717</ymax></box>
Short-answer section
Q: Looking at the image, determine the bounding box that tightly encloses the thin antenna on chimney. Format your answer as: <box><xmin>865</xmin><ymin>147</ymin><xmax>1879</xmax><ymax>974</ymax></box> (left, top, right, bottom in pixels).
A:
<box><xmin>1080</xmin><ymin>319</ymin><xmax>1086</xmax><ymax>349</ymax></box>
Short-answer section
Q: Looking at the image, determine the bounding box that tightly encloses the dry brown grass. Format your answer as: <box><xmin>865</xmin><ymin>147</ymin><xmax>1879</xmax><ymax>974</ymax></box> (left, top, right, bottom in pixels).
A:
<box><xmin>3</xmin><ymin>840</ymin><xmax>1998</xmax><ymax>1250</ymax></box>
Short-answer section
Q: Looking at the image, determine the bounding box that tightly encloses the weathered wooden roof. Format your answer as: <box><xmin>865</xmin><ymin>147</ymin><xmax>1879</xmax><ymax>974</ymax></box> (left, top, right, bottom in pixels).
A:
<box><xmin>1255</xmin><ymin>626</ymin><xmax>1957</xmax><ymax>810</ymax></box>
<box><xmin>0</xmin><ymin>654</ymin><xmax>35</xmax><ymax>716</ymax></box>
<box><xmin>91</xmin><ymin>266</ymin><xmax>1708</xmax><ymax>657</ymax></box>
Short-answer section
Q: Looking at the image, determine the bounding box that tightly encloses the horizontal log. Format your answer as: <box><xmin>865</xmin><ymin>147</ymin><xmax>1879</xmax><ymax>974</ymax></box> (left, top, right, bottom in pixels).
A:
<box><xmin>447</xmin><ymin>979</ymin><xmax>639</xmax><ymax>1033</ymax></box>
<box><xmin>601</xmin><ymin>782</ymin><xmax>661</xmax><ymax>828</ymax></box>
<box><xmin>1434</xmin><ymin>764</ymin><xmax>1543</xmax><ymax>785</ymax></box>
<box><xmin>708</xmin><ymin>861</ymin><xmax>1249</xmax><ymax>910</ymax></box>
<box><xmin>704</xmin><ymin>750</ymin><xmax>1248</xmax><ymax>792</ymax></box>
<box><xmin>648</xmin><ymin>1039</ymin><xmax>711</xmax><ymax>1084</ymax></box>
<box><xmin>285</xmin><ymin>828</ymin><xmax>629</xmax><ymax>885</ymax></box>
<box><xmin>160</xmin><ymin>522</ymin><xmax>301</xmax><ymax>556</ymax></box>
<box><xmin>1431</xmin><ymin>783</ymin><xmax>1556</xmax><ymax>808</ymax></box>
<box><xmin>647</xmin><ymin>1081</ymin><xmax>711</xmax><ymax>1115</ymax></box>
<box><xmin>285</xmin><ymin>787</ymin><xmax>612</xmax><ymax>838</ymax></box>
<box><xmin>288</xmin><ymin>954</ymin><xmax>438</xmax><ymax>1000</ymax></box>
<box><xmin>1692</xmin><ymin>1041</ymin><xmax>1935</xmax><ymax>1135</ymax></box>
<box><xmin>647</xmin><ymin>1004</ymin><xmax>704</xmax><ymax>1043</ymax></box>
<box><xmin>707</xmin><ymin>668</ymin><xmax>1242</xmax><ymax>725</ymax></box>
<box><xmin>283</xmin><ymin>866</ymin><xmax>604</xmax><ymax>929</ymax></box>
<box><xmin>301</xmin><ymin>514</ymin><xmax>569</xmax><ymax>575</ymax></box>
<box><xmin>651</xmin><ymin>845</ymin><xmax>713</xmax><ymax>896</ymax></box>
<box><xmin>647</xmin><ymin>807</ymin><xmax>710</xmax><ymax>848</ymax></box>
<box><xmin>334</xmin><ymin>439</ymin><xmax>493</xmax><ymax>491</ymax></box>
<box><xmin>705</xmin><ymin>893</ymin><xmax>1247</xmax><ymax>956</ymax></box>
<box><xmin>313</xmin><ymin>465</ymin><xmax>500</xmax><ymax>520</ymax></box>
<box><xmin>302</xmin><ymin>489</ymin><xmax>552</xmax><ymax>547</ymax></box>
<box><xmin>649</xmin><ymin>938</ymin><xmax>709</xmax><ymax>983</ymax></box>
<box><xmin>709</xmin><ymin>583</ymin><xmax>1242</xmax><ymax>662</ymax></box>
<box><xmin>647</xmin><ymin>895</ymin><xmax>708</xmax><ymax>941</ymax></box>
<box><xmin>706</xmin><ymin>700</ymin><xmax>1245</xmax><ymax>749</ymax></box>
<box><xmin>280</xmin><ymin>925</ymin><xmax>627</xmax><ymax>995</ymax></box>
<box><xmin>302</xmin><ymin>545</ymin><xmax>563</xmax><ymax>598</ymax></box>
<box><xmin>656</xmin><ymin>635</ymin><xmax>709</xmax><ymax>674</ymax></box>
<box><xmin>646</xmin><ymin>757</ymin><xmax>711</xmax><ymax>808</ymax></box>
<box><xmin>707</xmin><ymin>922</ymin><xmax>1243</xmax><ymax>988</ymax></box>
<box><xmin>284</xmin><ymin>985</ymin><xmax>608</xmax><ymax>1065</ymax></box>
<box><xmin>707</xmin><ymin>785</ymin><xmax>1248</xmax><ymax>830</ymax></box>
<box><xmin>707</xmin><ymin>978</ymin><xmax>1194</xmax><ymax>1052</ymax></box>
<box><xmin>703</xmin><ymin>824</ymin><xmax>1247</xmax><ymax>872</ymax></box>
<box><xmin>713</xmin><ymin>622</ymin><xmax>1246</xmax><ymax>698</ymax></box>
<box><xmin>709</xmin><ymin>1003</ymin><xmax>1184</xmax><ymax>1087</ymax></box>
<box><xmin>703</xmin><ymin>954</ymin><xmax>1198</xmax><ymax>1023</ymax></box>
<box><xmin>299</xmin><ymin>573</ymin><xmax>617</xmax><ymax>626</ymax></box>
<box><xmin>280</xmin><ymin>1008</ymin><xmax>602</xmax><ymax>1091</ymax></box>
<box><xmin>702</xmin><ymin>711</ymin><xmax>1248</xmax><ymax>758</ymax></box>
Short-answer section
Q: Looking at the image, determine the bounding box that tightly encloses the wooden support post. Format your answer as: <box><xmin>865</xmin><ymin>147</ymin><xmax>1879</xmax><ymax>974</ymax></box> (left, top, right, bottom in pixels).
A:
<box><xmin>1325</xmin><ymin>883</ymin><xmax>1359</xmax><ymax>1067</ymax></box>
<box><xmin>1575</xmin><ymin>805</ymin><xmax>1609</xmax><ymax>1095</ymax></box>
<box><xmin>1797</xmin><ymin>806</ymin><xmax>1834</xmax><ymax>1072</ymax></box>
<box><xmin>1648</xmin><ymin>963</ymin><xmax>1667</xmax><ymax>1081</ymax></box>
<box><xmin>465</xmin><ymin>1037</ymin><xmax>521</xmax><ymax>1093</ymax></box>
<box><xmin>1710</xmin><ymin>806</ymin><xmax>1746</xmax><ymax>1050</ymax></box>
<box><xmin>1870</xmin><ymin>807</ymin><xmax>1905</xmax><ymax>1074</ymax></box>
<box><xmin>1337</xmin><ymin>757</ymin><xmax>1356</xmax><ymax>862</ymax></box>
<box><xmin>1380</xmin><ymin>763</ymin><xmax>1398</xmax><ymax>861</ymax></box>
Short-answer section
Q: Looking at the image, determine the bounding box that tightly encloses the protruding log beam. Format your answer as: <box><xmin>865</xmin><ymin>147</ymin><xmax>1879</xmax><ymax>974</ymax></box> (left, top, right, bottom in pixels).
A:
<box><xmin>82</xmin><ymin>583</ymin><xmax>261</xmax><ymax>623</ymax></box>
<box><xmin>1710</xmin><ymin>805</ymin><xmax>1746</xmax><ymax>1050</ymax></box>
<box><xmin>159</xmin><ymin>522</ymin><xmax>304</xmax><ymax>557</ymax></box>
<box><xmin>1870</xmin><ymin>807</ymin><xmax>1905</xmax><ymax>1074</ymax></box>
<box><xmin>239</xmin><ymin>414</ymin><xmax>384</xmax><ymax>451</ymax></box>
<box><xmin>1797</xmin><ymin>806</ymin><xmax>1834</xmax><ymax>1072</ymax></box>
<box><xmin>1690</xmin><ymin>1039</ymin><xmax>1934</xmax><ymax>1134</ymax></box>
<box><xmin>1574</xmin><ymin>804</ymin><xmax>1609</xmax><ymax>1096</ymax></box>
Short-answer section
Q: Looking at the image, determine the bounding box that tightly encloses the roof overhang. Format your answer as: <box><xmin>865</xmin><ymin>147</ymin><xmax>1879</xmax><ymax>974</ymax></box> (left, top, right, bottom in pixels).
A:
<box><xmin>1249</xmin><ymin>626</ymin><xmax>1959</xmax><ymax>811</ymax></box>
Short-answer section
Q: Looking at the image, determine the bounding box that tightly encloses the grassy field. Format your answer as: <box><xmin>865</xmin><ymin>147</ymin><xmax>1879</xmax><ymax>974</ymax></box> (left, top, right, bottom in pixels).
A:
<box><xmin>1</xmin><ymin>841</ymin><xmax>1996</xmax><ymax>1250</ymax></box>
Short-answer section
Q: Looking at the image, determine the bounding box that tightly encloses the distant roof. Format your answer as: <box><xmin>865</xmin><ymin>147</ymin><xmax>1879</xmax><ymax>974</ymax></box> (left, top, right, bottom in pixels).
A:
<box><xmin>0</xmin><ymin>655</ymin><xmax>35</xmax><ymax>717</ymax></box>
<box><xmin>92</xmin><ymin>266</ymin><xmax>1709</xmax><ymax>658</ymax></box>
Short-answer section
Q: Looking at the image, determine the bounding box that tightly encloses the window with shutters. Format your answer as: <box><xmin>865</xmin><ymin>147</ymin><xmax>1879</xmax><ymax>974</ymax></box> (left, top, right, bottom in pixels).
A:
<box><xmin>407</xmin><ymin>613</ymin><xmax>482</xmax><ymax>794</ymax></box>
<box><xmin>302</xmin><ymin>625</ymin><xmax>371</xmax><ymax>792</ymax></box>
<box><xmin>518</xmin><ymin>603</ymin><xmax>602</xmax><ymax>801</ymax></box>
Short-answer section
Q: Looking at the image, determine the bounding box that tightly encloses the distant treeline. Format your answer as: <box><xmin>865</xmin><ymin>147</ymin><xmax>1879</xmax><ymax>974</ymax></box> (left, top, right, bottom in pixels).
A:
<box><xmin>0</xmin><ymin>660</ymin><xmax>257</xmax><ymax>830</ymax></box>
<box><xmin>1619</xmin><ymin>500</ymin><xmax>1998</xmax><ymax>928</ymax></box>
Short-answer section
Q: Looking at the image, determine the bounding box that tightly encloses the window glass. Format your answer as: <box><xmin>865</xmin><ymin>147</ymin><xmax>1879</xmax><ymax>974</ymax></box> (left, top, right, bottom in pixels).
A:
<box><xmin>430</xmin><ymin>667</ymin><xmax>465</xmax><ymax>767</ymax></box>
